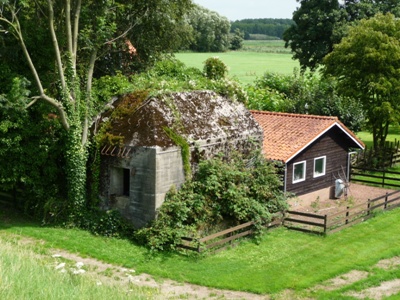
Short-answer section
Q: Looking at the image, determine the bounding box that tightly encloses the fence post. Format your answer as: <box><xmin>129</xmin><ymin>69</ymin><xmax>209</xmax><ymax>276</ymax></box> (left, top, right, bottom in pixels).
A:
<box><xmin>346</xmin><ymin>207</ymin><xmax>350</xmax><ymax>224</ymax></box>
<box><xmin>382</xmin><ymin>169</ymin><xmax>385</xmax><ymax>187</ymax></box>
<box><xmin>367</xmin><ymin>199</ymin><xmax>371</xmax><ymax>216</ymax></box>
<box><xmin>384</xmin><ymin>192</ymin><xmax>389</xmax><ymax>210</ymax></box>
<box><xmin>324</xmin><ymin>215</ymin><xmax>328</xmax><ymax>234</ymax></box>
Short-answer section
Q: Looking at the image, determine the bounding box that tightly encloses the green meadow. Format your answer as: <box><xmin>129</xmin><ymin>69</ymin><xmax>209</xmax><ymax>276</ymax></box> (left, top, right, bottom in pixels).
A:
<box><xmin>175</xmin><ymin>41</ymin><xmax>299</xmax><ymax>85</ymax></box>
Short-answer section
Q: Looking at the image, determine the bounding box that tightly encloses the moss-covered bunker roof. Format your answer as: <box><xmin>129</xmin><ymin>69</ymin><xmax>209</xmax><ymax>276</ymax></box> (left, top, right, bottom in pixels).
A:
<box><xmin>96</xmin><ymin>90</ymin><xmax>262</xmax><ymax>148</ymax></box>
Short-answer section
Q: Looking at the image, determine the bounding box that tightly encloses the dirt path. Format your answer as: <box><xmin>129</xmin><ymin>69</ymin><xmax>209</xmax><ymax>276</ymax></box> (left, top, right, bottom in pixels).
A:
<box><xmin>50</xmin><ymin>250</ymin><xmax>269</xmax><ymax>300</ymax></box>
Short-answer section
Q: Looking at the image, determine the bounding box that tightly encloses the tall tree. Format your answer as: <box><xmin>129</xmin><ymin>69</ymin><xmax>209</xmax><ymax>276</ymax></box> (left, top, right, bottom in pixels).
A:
<box><xmin>323</xmin><ymin>13</ymin><xmax>400</xmax><ymax>151</ymax></box>
<box><xmin>187</xmin><ymin>5</ymin><xmax>231</xmax><ymax>52</ymax></box>
<box><xmin>284</xmin><ymin>0</ymin><xmax>400</xmax><ymax>72</ymax></box>
<box><xmin>0</xmin><ymin>0</ymin><xmax>192</xmax><ymax>222</ymax></box>
<box><xmin>283</xmin><ymin>0</ymin><xmax>343</xmax><ymax>72</ymax></box>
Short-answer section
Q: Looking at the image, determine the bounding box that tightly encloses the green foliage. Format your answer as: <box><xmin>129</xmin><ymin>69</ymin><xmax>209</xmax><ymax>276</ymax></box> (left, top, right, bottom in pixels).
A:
<box><xmin>284</xmin><ymin>0</ymin><xmax>400</xmax><ymax>72</ymax></box>
<box><xmin>323</xmin><ymin>13</ymin><xmax>400</xmax><ymax>150</ymax></box>
<box><xmin>163</xmin><ymin>127</ymin><xmax>191</xmax><ymax>180</ymax></box>
<box><xmin>92</xmin><ymin>72</ymin><xmax>133</xmax><ymax>111</ymax></box>
<box><xmin>284</xmin><ymin>0</ymin><xmax>344</xmax><ymax>72</ymax></box>
<box><xmin>186</xmin><ymin>5</ymin><xmax>231</xmax><ymax>52</ymax></box>
<box><xmin>203</xmin><ymin>57</ymin><xmax>228</xmax><ymax>80</ymax></box>
<box><xmin>77</xmin><ymin>209</ymin><xmax>135</xmax><ymax>239</ymax></box>
<box><xmin>0</xmin><ymin>78</ymin><xmax>68</xmax><ymax>222</ymax></box>
<box><xmin>229</xmin><ymin>28</ymin><xmax>244</xmax><ymax>51</ymax></box>
<box><xmin>136</xmin><ymin>151</ymin><xmax>288</xmax><ymax>251</ymax></box>
<box><xmin>249</xmin><ymin>71</ymin><xmax>365</xmax><ymax>131</ymax></box>
<box><xmin>231</xmin><ymin>18</ymin><xmax>294</xmax><ymax>40</ymax></box>
<box><xmin>245</xmin><ymin>85</ymin><xmax>286</xmax><ymax>111</ymax></box>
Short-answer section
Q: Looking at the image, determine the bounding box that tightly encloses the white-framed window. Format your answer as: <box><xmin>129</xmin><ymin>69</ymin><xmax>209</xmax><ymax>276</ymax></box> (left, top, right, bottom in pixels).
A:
<box><xmin>293</xmin><ymin>161</ymin><xmax>306</xmax><ymax>183</ymax></box>
<box><xmin>313</xmin><ymin>156</ymin><xmax>326</xmax><ymax>178</ymax></box>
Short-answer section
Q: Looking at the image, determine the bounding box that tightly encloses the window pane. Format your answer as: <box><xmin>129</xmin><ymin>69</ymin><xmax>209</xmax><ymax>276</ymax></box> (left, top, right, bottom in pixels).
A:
<box><xmin>294</xmin><ymin>163</ymin><xmax>304</xmax><ymax>181</ymax></box>
<box><xmin>314</xmin><ymin>157</ymin><xmax>325</xmax><ymax>177</ymax></box>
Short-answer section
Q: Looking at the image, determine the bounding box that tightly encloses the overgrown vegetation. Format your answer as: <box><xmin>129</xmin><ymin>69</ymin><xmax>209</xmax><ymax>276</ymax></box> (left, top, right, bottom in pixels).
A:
<box><xmin>246</xmin><ymin>70</ymin><xmax>365</xmax><ymax>131</ymax></box>
<box><xmin>136</xmin><ymin>151</ymin><xmax>288</xmax><ymax>251</ymax></box>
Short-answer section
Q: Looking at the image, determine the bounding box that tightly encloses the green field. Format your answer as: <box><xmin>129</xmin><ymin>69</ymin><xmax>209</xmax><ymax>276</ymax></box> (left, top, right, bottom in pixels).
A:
<box><xmin>241</xmin><ymin>39</ymin><xmax>291</xmax><ymax>54</ymax></box>
<box><xmin>175</xmin><ymin>49</ymin><xmax>299</xmax><ymax>85</ymax></box>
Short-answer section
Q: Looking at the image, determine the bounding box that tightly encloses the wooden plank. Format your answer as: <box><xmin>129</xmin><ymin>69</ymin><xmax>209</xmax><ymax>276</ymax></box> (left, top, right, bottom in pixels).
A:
<box><xmin>199</xmin><ymin>221</ymin><xmax>254</xmax><ymax>243</ymax></box>
<box><xmin>328</xmin><ymin>212</ymin><xmax>366</xmax><ymax>228</ymax></box>
<box><xmin>206</xmin><ymin>230</ymin><xmax>253</xmax><ymax>249</ymax></box>
<box><xmin>284</xmin><ymin>218</ymin><xmax>325</xmax><ymax>228</ymax></box>
<box><xmin>287</xmin><ymin>210</ymin><xmax>326</xmax><ymax>219</ymax></box>
<box><xmin>329</xmin><ymin>203</ymin><xmax>368</xmax><ymax>219</ymax></box>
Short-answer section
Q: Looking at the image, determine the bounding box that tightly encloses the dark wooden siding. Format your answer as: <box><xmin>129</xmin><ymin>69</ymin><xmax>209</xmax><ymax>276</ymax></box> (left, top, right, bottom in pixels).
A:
<box><xmin>285</xmin><ymin>127</ymin><xmax>354</xmax><ymax>195</ymax></box>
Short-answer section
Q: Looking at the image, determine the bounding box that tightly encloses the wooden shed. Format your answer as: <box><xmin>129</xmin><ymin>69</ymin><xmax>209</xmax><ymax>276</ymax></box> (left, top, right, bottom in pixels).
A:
<box><xmin>251</xmin><ymin>111</ymin><xmax>365</xmax><ymax>196</ymax></box>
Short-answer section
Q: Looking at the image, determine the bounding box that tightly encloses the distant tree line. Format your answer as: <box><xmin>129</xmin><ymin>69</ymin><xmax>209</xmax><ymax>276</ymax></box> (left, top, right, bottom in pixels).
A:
<box><xmin>231</xmin><ymin>19</ymin><xmax>294</xmax><ymax>39</ymax></box>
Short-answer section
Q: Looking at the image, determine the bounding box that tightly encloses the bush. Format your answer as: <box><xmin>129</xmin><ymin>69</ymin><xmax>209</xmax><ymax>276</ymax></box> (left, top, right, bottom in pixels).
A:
<box><xmin>136</xmin><ymin>151</ymin><xmax>288</xmax><ymax>251</ymax></box>
<box><xmin>203</xmin><ymin>57</ymin><xmax>228</xmax><ymax>80</ymax></box>
<box><xmin>250</xmin><ymin>71</ymin><xmax>365</xmax><ymax>132</ymax></box>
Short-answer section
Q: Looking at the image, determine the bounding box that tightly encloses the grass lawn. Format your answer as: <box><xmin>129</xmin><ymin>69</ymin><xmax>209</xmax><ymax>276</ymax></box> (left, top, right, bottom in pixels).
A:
<box><xmin>356</xmin><ymin>125</ymin><xmax>400</xmax><ymax>149</ymax></box>
<box><xmin>2</xmin><ymin>201</ymin><xmax>400</xmax><ymax>297</ymax></box>
<box><xmin>175</xmin><ymin>51</ymin><xmax>299</xmax><ymax>85</ymax></box>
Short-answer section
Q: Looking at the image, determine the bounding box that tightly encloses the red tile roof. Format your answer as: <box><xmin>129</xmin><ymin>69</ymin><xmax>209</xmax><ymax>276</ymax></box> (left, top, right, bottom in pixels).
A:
<box><xmin>250</xmin><ymin>111</ymin><xmax>365</xmax><ymax>163</ymax></box>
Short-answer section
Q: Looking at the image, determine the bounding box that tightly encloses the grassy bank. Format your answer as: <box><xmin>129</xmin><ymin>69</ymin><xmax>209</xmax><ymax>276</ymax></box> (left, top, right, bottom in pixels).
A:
<box><xmin>2</xmin><ymin>202</ymin><xmax>400</xmax><ymax>297</ymax></box>
<box><xmin>0</xmin><ymin>233</ymin><xmax>158</xmax><ymax>299</ymax></box>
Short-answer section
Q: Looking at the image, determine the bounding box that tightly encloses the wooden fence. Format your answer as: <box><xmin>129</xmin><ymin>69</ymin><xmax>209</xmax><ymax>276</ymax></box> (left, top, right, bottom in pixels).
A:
<box><xmin>353</xmin><ymin>141</ymin><xmax>400</xmax><ymax>168</ymax></box>
<box><xmin>284</xmin><ymin>190</ymin><xmax>400</xmax><ymax>235</ymax></box>
<box><xmin>350</xmin><ymin>167</ymin><xmax>400</xmax><ymax>189</ymax></box>
<box><xmin>180</xmin><ymin>190</ymin><xmax>400</xmax><ymax>252</ymax></box>
<box><xmin>178</xmin><ymin>215</ymin><xmax>283</xmax><ymax>253</ymax></box>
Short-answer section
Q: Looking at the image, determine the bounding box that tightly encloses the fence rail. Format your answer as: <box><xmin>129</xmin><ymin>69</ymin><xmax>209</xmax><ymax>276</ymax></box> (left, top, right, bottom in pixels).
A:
<box><xmin>179</xmin><ymin>190</ymin><xmax>400</xmax><ymax>252</ymax></box>
<box><xmin>178</xmin><ymin>214</ymin><xmax>283</xmax><ymax>253</ymax></box>
<box><xmin>284</xmin><ymin>211</ymin><xmax>327</xmax><ymax>234</ymax></box>
<box><xmin>284</xmin><ymin>190</ymin><xmax>400</xmax><ymax>235</ymax></box>
<box><xmin>350</xmin><ymin>167</ymin><xmax>400</xmax><ymax>188</ymax></box>
<box><xmin>353</xmin><ymin>141</ymin><xmax>400</xmax><ymax>168</ymax></box>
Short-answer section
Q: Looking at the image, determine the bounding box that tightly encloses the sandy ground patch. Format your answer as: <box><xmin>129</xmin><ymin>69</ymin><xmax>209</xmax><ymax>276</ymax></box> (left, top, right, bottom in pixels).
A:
<box><xmin>346</xmin><ymin>279</ymin><xmax>400</xmax><ymax>300</ymax></box>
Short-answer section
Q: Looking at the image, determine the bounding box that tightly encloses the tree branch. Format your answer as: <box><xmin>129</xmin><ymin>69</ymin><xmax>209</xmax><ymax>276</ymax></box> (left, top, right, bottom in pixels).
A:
<box><xmin>47</xmin><ymin>0</ymin><xmax>66</xmax><ymax>90</ymax></box>
<box><xmin>65</xmin><ymin>0</ymin><xmax>74</xmax><ymax>69</ymax></box>
<box><xmin>72</xmin><ymin>0</ymin><xmax>81</xmax><ymax>58</ymax></box>
<box><xmin>81</xmin><ymin>50</ymin><xmax>97</xmax><ymax>145</ymax></box>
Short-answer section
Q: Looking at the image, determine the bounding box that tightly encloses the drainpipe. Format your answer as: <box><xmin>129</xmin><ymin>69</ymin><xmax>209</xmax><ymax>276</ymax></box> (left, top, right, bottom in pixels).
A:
<box><xmin>347</xmin><ymin>151</ymin><xmax>357</xmax><ymax>181</ymax></box>
<box><xmin>284</xmin><ymin>163</ymin><xmax>287</xmax><ymax>193</ymax></box>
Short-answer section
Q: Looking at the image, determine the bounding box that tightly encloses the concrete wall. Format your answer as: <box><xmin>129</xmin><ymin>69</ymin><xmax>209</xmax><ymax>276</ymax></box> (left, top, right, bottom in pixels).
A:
<box><xmin>100</xmin><ymin>146</ymin><xmax>185</xmax><ymax>228</ymax></box>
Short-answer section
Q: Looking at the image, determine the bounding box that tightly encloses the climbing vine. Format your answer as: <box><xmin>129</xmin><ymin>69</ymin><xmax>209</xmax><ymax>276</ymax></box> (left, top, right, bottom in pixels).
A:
<box><xmin>163</xmin><ymin>127</ymin><xmax>191</xmax><ymax>180</ymax></box>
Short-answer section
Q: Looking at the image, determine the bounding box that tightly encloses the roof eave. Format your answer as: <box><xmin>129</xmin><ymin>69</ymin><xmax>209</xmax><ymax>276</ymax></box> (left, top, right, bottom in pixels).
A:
<box><xmin>285</xmin><ymin>122</ymin><xmax>364</xmax><ymax>164</ymax></box>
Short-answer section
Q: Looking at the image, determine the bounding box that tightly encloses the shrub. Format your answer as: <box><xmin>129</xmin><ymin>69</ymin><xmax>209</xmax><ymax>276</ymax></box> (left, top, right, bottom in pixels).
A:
<box><xmin>203</xmin><ymin>57</ymin><xmax>228</xmax><ymax>80</ymax></box>
<box><xmin>136</xmin><ymin>151</ymin><xmax>288</xmax><ymax>251</ymax></box>
<box><xmin>250</xmin><ymin>71</ymin><xmax>365</xmax><ymax>131</ymax></box>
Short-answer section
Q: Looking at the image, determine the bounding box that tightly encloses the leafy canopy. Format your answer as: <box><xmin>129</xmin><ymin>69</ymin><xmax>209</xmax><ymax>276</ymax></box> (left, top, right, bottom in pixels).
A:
<box><xmin>284</xmin><ymin>0</ymin><xmax>400</xmax><ymax>72</ymax></box>
<box><xmin>323</xmin><ymin>13</ymin><xmax>400</xmax><ymax>150</ymax></box>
